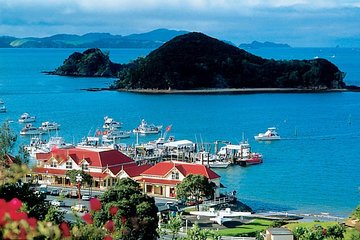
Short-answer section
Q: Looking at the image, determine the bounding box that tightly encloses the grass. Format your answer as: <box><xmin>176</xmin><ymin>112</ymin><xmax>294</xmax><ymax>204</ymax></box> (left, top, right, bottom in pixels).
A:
<box><xmin>217</xmin><ymin>219</ymin><xmax>273</xmax><ymax>236</ymax></box>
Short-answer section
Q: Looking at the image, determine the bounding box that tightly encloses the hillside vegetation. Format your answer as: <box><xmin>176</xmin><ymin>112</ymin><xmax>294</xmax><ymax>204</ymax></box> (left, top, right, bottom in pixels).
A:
<box><xmin>113</xmin><ymin>33</ymin><xmax>345</xmax><ymax>90</ymax></box>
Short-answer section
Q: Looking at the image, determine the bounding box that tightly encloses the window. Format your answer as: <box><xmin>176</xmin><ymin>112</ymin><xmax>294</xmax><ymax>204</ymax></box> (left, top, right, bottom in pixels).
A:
<box><xmin>50</xmin><ymin>160</ymin><xmax>57</xmax><ymax>168</ymax></box>
<box><xmin>66</xmin><ymin>161</ymin><xmax>72</xmax><ymax>169</ymax></box>
<box><xmin>171</xmin><ymin>171</ymin><xmax>179</xmax><ymax>180</ymax></box>
<box><xmin>82</xmin><ymin>163</ymin><xmax>88</xmax><ymax>170</ymax></box>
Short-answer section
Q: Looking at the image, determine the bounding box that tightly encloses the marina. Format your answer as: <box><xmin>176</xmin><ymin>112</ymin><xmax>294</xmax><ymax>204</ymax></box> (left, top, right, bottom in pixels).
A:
<box><xmin>0</xmin><ymin>47</ymin><xmax>359</xmax><ymax>218</ymax></box>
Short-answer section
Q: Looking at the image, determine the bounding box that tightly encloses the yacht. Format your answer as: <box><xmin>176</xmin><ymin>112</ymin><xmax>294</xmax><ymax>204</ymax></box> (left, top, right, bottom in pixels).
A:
<box><xmin>20</xmin><ymin>124</ymin><xmax>44</xmax><ymax>135</ymax></box>
<box><xmin>102</xmin><ymin>129</ymin><xmax>131</xmax><ymax>140</ymax></box>
<box><xmin>18</xmin><ymin>113</ymin><xmax>36</xmax><ymax>123</ymax></box>
<box><xmin>254</xmin><ymin>127</ymin><xmax>281</xmax><ymax>141</ymax></box>
<box><xmin>103</xmin><ymin>116</ymin><xmax>122</xmax><ymax>129</ymax></box>
<box><xmin>39</xmin><ymin>121</ymin><xmax>61</xmax><ymax>131</ymax></box>
<box><xmin>24</xmin><ymin>136</ymin><xmax>73</xmax><ymax>157</ymax></box>
<box><xmin>133</xmin><ymin>119</ymin><xmax>162</xmax><ymax>134</ymax></box>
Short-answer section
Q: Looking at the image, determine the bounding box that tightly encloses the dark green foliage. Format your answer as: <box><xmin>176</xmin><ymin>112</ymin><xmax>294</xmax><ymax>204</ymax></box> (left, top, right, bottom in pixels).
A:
<box><xmin>44</xmin><ymin>206</ymin><xmax>65</xmax><ymax>224</ymax></box>
<box><xmin>65</xmin><ymin>169</ymin><xmax>93</xmax><ymax>185</ymax></box>
<box><xmin>114</xmin><ymin>32</ymin><xmax>345</xmax><ymax>90</ymax></box>
<box><xmin>176</xmin><ymin>174</ymin><xmax>216</xmax><ymax>207</ymax></box>
<box><xmin>93</xmin><ymin>178</ymin><xmax>159</xmax><ymax>240</ymax></box>
<box><xmin>53</xmin><ymin>48</ymin><xmax>123</xmax><ymax>77</ymax></box>
<box><xmin>0</xmin><ymin>182</ymin><xmax>49</xmax><ymax>220</ymax></box>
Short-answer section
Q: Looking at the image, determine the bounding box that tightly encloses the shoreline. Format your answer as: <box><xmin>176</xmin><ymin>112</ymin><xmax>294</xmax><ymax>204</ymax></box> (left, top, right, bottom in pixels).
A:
<box><xmin>117</xmin><ymin>88</ymin><xmax>351</xmax><ymax>94</ymax></box>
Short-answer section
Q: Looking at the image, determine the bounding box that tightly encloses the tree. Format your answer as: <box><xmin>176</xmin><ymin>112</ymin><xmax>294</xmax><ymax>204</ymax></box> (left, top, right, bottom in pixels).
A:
<box><xmin>92</xmin><ymin>178</ymin><xmax>159</xmax><ymax>240</ymax></box>
<box><xmin>352</xmin><ymin>204</ymin><xmax>360</xmax><ymax>220</ymax></box>
<box><xmin>0</xmin><ymin>122</ymin><xmax>17</xmax><ymax>166</ymax></box>
<box><xmin>162</xmin><ymin>213</ymin><xmax>183</xmax><ymax>240</ymax></box>
<box><xmin>326</xmin><ymin>224</ymin><xmax>345</xmax><ymax>240</ymax></box>
<box><xmin>44</xmin><ymin>206</ymin><xmax>65</xmax><ymax>224</ymax></box>
<box><xmin>185</xmin><ymin>223</ymin><xmax>219</xmax><ymax>240</ymax></box>
<box><xmin>176</xmin><ymin>174</ymin><xmax>216</xmax><ymax>209</ymax></box>
<box><xmin>65</xmin><ymin>169</ymin><xmax>93</xmax><ymax>186</ymax></box>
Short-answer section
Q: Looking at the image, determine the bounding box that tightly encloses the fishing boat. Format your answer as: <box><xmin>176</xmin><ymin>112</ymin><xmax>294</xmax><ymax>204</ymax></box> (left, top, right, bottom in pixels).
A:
<box><xmin>133</xmin><ymin>119</ymin><xmax>162</xmax><ymax>134</ymax></box>
<box><xmin>24</xmin><ymin>136</ymin><xmax>73</xmax><ymax>157</ymax></box>
<box><xmin>20</xmin><ymin>124</ymin><xmax>44</xmax><ymax>135</ymax></box>
<box><xmin>254</xmin><ymin>127</ymin><xmax>281</xmax><ymax>141</ymax></box>
<box><xmin>103</xmin><ymin>116</ymin><xmax>122</xmax><ymax>129</ymax></box>
<box><xmin>217</xmin><ymin>142</ymin><xmax>263</xmax><ymax>166</ymax></box>
<box><xmin>38</xmin><ymin>121</ymin><xmax>61</xmax><ymax>131</ymax></box>
<box><xmin>18</xmin><ymin>112</ymin><xmax>36</xmax><ymax>123</ymax></box>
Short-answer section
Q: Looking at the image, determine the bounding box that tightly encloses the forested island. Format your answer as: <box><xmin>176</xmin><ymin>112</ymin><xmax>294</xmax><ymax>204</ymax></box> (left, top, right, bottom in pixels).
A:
<box><xmin>50</xmin><ymin>32</ymin><xmax>346</xmax><ymax>91</ymax></box>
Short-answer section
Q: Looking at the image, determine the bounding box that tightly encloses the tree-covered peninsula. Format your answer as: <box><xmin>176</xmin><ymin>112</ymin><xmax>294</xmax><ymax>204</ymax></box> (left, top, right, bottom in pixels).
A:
<box><xmin>50</xmin><ymin>48</ymin><xmax>123</xmax><ymax>77</ymax></box>
<box><xmin>52</xmin><ymin>32</ymin><xmax>346</xmax><ymax>91</ymax></box>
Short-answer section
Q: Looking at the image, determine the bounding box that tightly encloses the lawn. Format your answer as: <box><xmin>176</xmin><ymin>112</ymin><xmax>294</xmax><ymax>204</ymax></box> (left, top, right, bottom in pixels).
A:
<box><xmin>217</xmin><ymin>219</ymin><xmax>273</xmax><ymax>236</ymax></box>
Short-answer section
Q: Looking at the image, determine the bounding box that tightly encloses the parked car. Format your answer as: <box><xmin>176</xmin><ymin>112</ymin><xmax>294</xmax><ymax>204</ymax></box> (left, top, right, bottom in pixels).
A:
<box><xmin>50</xmin><ymin>199</ymin><xmax>65</xmax><ymax>207</ymax></box>
<box><xmin>50</xmin><ymin>189</ymin><xmax>60</xmax><ymax>196</ymax></box>
<box><xmin>81</xmin><ymin>194</ymin><xmax>91</xmax><ymax>201</ymax></box>
<box><xmin>71</xmin><ymin>204</ymin><xmax>88</xmax><ymax>213</ymax></box>
<box><xmin>60</xmin><ymin>190</ymin><xmax>70</xmax><ymax>198</ymax></box>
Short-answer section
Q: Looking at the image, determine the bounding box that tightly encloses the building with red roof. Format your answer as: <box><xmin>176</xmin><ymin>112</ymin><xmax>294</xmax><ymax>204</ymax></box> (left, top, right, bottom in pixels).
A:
<box><xmin>32</xmin><ymin>147</ymin><xmax>150</xmax><ymax>189</ymax></box>
<box><xmin>139</xmin><ymin>161</ymin><xmax>221</xmax><ymax>199</ymax></box>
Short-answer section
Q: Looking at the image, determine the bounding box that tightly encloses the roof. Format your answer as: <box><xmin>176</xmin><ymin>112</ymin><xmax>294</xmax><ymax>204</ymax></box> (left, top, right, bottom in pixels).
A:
<box><xmin>163</xmin><ymin>140</ymin><xmax>194</xmax><ymax>148</ymax></box>
<box><xmin>141</xmin><ymin>161</ymin><xmax>220</xmax><ymax>180</ymax></box>
<box><xmin>267</xmin><ymin>228</ymin><xmax>293</xmax><ymax>235</ymax></box>
<box><xmin>139</xmin><ymin>177</ymin><xmax>181</xmax><ymax>185</ymax></box>
<box><xmin>33</xmin><ymin>167</ymin><xmax>109</xmax><ymax>179</ymax></box>
<box><xmin>35</xmin><ymin>147</ymin><xmax>135</xmax><ymax>168</ymax></box>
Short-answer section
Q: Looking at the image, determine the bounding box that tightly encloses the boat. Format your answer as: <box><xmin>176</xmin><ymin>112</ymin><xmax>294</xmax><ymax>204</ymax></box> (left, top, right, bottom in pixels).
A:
<box><xmin>102</xmin><ymin>128</ymin><xmax>131</xmax><ymax>140</ymax></box>
<box><xmin>24</xmin><ymin>136</ymin><xmax>74</xmax><ymax>157</ymax></box>
<box><xmin>217</xmin><ymin>142</ymin><xmax>263</xmax><ymax>166</ymax></box>
<box><xmin>195</xmin><ymin>151</ymin><xmax>230</xmax><ymax>168</ymax></box>
<box><xmin>18</xmin><ymin>112</ymin><xmax>36</xmax><ymax>123</ymax></box>
<box><xmin>38</xmin><ymin>121</ymin><xmax>60</xmax><ymax>131</ymax></box>
<box><xmin>103</xmin><ymin>116</ymin><xmax>122</xmax><ymax>129</ymax></box>
<box><xmin>20</xmin><ymin>124</ymin><xmax>44</xmax><ymax>135</ymax></box>
<box><xmin>254</xmin><ymin>127</ymin><xmax>281</xmax><ymax>141</ymax></box>
<box><xmin>133</xmin><ymin>119</ymin><xmax>162</xmax><ymax>134</ymax></box>
<box><xmin>0</xmin><ymin>100</ymin><xmax>6</xmax><ymax>113</ymax></box>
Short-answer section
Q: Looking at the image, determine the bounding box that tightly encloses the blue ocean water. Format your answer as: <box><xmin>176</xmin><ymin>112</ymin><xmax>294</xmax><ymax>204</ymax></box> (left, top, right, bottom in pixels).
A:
<box><xmin>0</xmin><ymin>47</ymin><xmax>359</xmax><ymax>218</ymax></box>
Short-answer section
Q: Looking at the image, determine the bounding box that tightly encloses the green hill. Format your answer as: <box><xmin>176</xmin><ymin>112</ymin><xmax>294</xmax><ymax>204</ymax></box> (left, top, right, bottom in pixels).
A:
<box><xmin>50</xmin><ymin>48</ymin><xmax>123</xmax><ymax>77</ymax></box>
<box><xmin>113</xmin><ymin>32</ymin><xmax>345</xmax><ymax>90</ymax></box>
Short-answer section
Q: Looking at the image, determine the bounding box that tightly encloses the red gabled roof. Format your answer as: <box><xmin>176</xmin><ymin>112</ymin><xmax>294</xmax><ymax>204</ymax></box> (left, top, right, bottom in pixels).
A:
<box><xmin>123</xmin><ymin>164</ymin><xmax>152</xmax><ymax>177</ymax></box>
<box><xmin>35</xmin><ymin>148</ymin><xmax>135</xmax><ymax>168</ymax></box>
<box><xmin>32</xmin><ymin>167</ymin><xmax>67</xmax><ymax>176</ymax></box>
<box><xmin>141</xmin><ymin>161</ymin><xmax>220</xmax><ymax>180</ymax></box>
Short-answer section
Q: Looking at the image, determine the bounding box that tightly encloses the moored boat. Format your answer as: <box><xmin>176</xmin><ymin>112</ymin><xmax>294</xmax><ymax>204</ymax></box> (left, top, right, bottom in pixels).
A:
<box><xmin>254</xmin><ymin>127</ymin><xmax>281</xmax><ymax>141</ymax></box>
<box><xmin>217</xmin><ymin>142</ymin><xmax>263</xmax><ymax>166</ymax></box>
<box><xmin>133</xmin><ymin>119</ymin><xmax>162</xmax><ymax>134</ymax></box>
<box><xmin>20</xmin><ymin>124</ymin><xmax>44</xmax><ymax>135</ymax></box>
<box><xmin>102</xmin><ymin>129</ymin><xmax>131</xmax><ymax>140</ymax></box>
<box><xmin>18</xmin><ymin>112</ymin><xmax>36</xmax><ymax>123</ymax></box>
<box><xmin>195</xmin><ymin>151</ymin><xmax>230</xmax><ymax>168</ymax></box>
<box><xmin>103</xmin><ymin>116</ymin><xmax>122</xmax><ymax>129</ymax></box>
<box><xmin>39</xmin><ymin>121</ymin><xmax>61</xmax><ymax>131</ymax></box>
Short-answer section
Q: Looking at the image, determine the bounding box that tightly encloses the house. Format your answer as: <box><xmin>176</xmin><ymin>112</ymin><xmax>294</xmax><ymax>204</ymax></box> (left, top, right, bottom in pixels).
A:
<box><xmin>32</xmin><ymin>147</ymin><xmax>151</xmax><ymax>189</ymax></box>
<box><xmin>264</xmin><ymin>228</ymin><xmax>294</xmax><ymax>240</ymax></box>
<box><xmin>138</xmin><ymin>160</ymin><xmax>221</xmax><ymax>199</ymax></box>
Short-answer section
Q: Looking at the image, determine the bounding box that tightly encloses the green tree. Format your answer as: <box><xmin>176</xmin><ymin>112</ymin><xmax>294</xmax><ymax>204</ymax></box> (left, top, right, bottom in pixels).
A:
<box><xmin>163</xmin><ymin>213</ymin><xmax>183</xmax><ymax>240</ymax></box>
<box><xmin>176</xmin><ymin>174</ymin><xmax>216</xmax><ymax>209</ymax></box>
<box><xmin>66</xmin><ymin>169</ymin><xmax>93</xmax><ymax>186</ymax></box>
<box><xmin>44</xmin><ymin>205</ymin><xmax>65</xmax><ymax>224</ymax></box>
<box><xmin>352</xmin><ymin>204</ymin><xmax>360</xmax><ymax>220</ymax></box>
<box><xmin>92</xmin><ymin>178</ymin><xmax>159</xmax><ymax>240</ymax></box>
<box><xmin>0</xmin><ymin>122</ymin><xmax>17</xmax><ymax>165</ymax></box>
<box><xmin>327</xmin><ymin>223</ymin><xmax>345</xmax><ymax>239</ymax></box>
<box><xmin>185</xmin><ymin>223</ymin><xmax>219</xmax><ymax>240</ymax></box>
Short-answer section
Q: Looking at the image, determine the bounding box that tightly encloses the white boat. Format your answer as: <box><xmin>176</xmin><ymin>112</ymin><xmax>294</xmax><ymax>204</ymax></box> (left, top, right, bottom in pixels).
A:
<box><xmin>0</xmin><ymin>100</ymin><xmax>6</xmax><ymax>113</ymax></box>
<box><xmin>195</xmin><ymin>151</ymin><xmax>230</xmax><ymax>168</ymax></box>
<box><xmin>133</xmin><ymin>119</ymin><xmax>162</xmax><ymax>134</ymax></box>
<box><xmin>217</xmin><ymin>142</ymin><xmax>263</xmax><ymax>166</ymax></box>
<box><xmin>18</xmin><ymin>112</ymin><xmax>36</xmax><ymax>123</ymax></box>
<box><xmin>20</xmin><ymin>124</ymin><xmax>44</xmax><ymax>135</ymax></box>
<box><xmin>24</xmin><ymin>136</ymin><xmax>73</xmax><ymax>157</ymax></box>
<box><xmin>38</xmin><ymin>121</ymin><xmax>61</xmax><ymax>131</ymax></box>
<box><xmin>254</xmin><ymin>127</ymin><xmax>281</xmax><ymax>141</ymax></box>
<box><xmin>103</xmin><ymin>116</ymin><xmax>122</xmax><ymax>129</ymax></box>
<box><xmin>102</xmin><ymin>129</ymin><xmax>131</xmax><ymax>140</ymax></box>
<box><xmin>77</xmin><ymin>136</ymin><xmax>115</xmax><ymax>150</ymax></box>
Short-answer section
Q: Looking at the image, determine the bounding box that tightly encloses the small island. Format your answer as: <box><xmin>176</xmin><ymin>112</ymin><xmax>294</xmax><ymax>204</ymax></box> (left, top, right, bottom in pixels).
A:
<box><xmin>50</xmin><ymin>32</ymin><xmax>346</xmax><ymax>92</ymax></box>
<box><xmin>239</xmin><ymin>41</ymin><xmax>291</xmax><ymax>49</ymax></box>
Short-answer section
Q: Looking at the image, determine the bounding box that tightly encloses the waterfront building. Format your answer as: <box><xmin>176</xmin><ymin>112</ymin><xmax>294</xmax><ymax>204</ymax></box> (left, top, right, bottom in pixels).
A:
<box><xmin>138</xmin><ymin>160</ymin><xmax>221</xmax><ymax>199</ymax></box>
<box><xmin>32</xmin><ymin>147</ymin><xmax>151</xmax><ymax>189</ymax></box>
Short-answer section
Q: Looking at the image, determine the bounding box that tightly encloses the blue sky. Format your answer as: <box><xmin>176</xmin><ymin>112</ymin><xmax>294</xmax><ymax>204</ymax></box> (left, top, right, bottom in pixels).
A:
<box><xmin>1</xmin><ymin>0</ymin><xmax>360</xmax><ymax>47</ymax></box>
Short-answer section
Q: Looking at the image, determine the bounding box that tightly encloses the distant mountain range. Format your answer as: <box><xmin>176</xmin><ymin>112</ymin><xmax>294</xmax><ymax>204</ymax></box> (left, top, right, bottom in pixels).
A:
<box><xmin>0</xmin><ymin>29</ymin><xmax>188</xmax><ymax>48</ymax></box>
<box><xmin>239</xmin><ymin>41</ymin><xmax>291</xmax><ymax>49</ymax></box>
